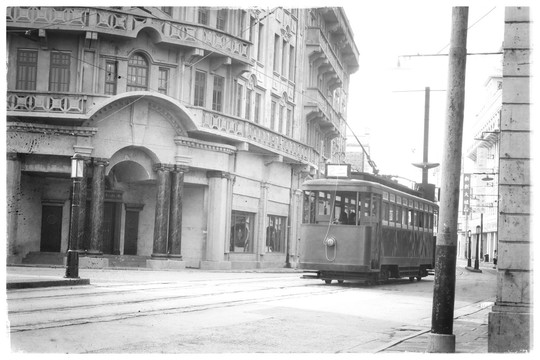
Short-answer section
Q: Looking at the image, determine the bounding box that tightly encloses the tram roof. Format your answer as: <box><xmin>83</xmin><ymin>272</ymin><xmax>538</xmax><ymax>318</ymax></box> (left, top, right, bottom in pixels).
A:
<box><xmin>301</xmin><ymin>177</ymin><xmax>436</xmax><ymax>204</ymax></box>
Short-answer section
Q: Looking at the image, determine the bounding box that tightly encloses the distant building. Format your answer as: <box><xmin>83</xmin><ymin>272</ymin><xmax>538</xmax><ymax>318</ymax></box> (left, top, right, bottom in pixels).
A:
<box><xmin>459</xmin><ymin>75</ymin><xmax>502</xmax><ymax>262</ymax></box>
<box><xmin>6</xmin><ymin>7</ymin><xmax>359</xmax><ymax>269</ymax></box>
<box><xmin>345</xmin><ymin>133</ymin><xmax>371</xmax><ymax>172</ymax></box>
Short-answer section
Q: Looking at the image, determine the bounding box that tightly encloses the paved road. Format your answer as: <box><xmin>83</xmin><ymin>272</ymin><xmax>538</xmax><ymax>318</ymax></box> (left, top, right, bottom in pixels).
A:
<box><xmin>7</xmin><ymin>266</ymin><xmax>496</xmax><ymax>353</ymax></box>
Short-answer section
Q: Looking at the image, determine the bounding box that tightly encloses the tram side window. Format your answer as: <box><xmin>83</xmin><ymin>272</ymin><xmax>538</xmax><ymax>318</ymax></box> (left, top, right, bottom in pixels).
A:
<box><xmin>318</xmin><ymin>191</ymin><xmax>331</xmax><ymax>216</ymax></box>
<box><xmin>418</xmin><ymin>211</ymin><xmax>424</xmax><ymax>228</ymax></box>
<box><xmin>302</xmin><ymin>191</ymin><xmax>316</xmax><ymax>224</ymax></box>
<box><xmin>389</xmin><ymin>203</ymin><xmax>396</xmax><ymax>223</ymax></box>
<box><xmin>334</xmin><ymin>192</ymin><xmax>357</xmax><ymax>225</ymax></box>
<box><xmin>408</xmin><ymin>209</ymin><xmax>414</xmax><ymax>226</ymax></box>
<box><xmin>382</xmin><ymin>202</ymin><xmax>388</xmax><ymax>222</ymax></box>
<box><xmin>397</xmin><ymin>205</ymin><xmax>402</xmax><ymax>225</ymax></box>
<box><xmin>361</xmin><ymin>193</ymin><xmax>371</xmax><ymax>217</ymax></box>
<box><xmin>402</xmin><ymin>206</ymin><xmax>408</xmax><ymax>226</ymax></box>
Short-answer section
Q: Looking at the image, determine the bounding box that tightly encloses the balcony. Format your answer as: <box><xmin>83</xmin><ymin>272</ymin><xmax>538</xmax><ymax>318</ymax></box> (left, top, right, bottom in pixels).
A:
<box><xmin>306</xmin><ymin>28</ymin><xmax>344</xmax><ymax>85</ymax></box>
<box><xmin>6</xmin><ymin>91</ymin><xmax>109</xmax><ymax>119</ymax></box>
<box><xmin>6</xmin><ymin>7</ymin><xmax>251</xmax><ymax>64</ymax></box>
<box><xmin>304</xmin><ymin>88</ymin><xmax>343</xmax><ymax>138</ymax></box>
<box><xmin>193</xmin><ymin>107</ymin><xmax>320</xmax><ymax>167</ymax></box>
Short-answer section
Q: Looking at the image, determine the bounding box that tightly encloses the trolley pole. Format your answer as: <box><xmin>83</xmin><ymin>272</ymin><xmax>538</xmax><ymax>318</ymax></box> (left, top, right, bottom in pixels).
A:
<box><xmin>427</xmin><ymin>7</ymin><xmax>468</xmax><ymax>353</ymax></box>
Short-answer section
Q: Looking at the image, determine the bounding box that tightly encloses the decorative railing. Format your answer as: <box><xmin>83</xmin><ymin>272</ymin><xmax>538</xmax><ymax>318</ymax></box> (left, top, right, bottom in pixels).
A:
<box><xmin>7</xmin><ymin>7</ymin><xmax>250</xmax><ymax>63</ymax></box>
<box><xmin>304</xmin><ymin>88</ymin><xmax>342</xmax><ymax>133</ymax></box>
<box><xmin>306</xmin><ymin>28</ymin><xmax>345</xmax><ymax>83</ymax></box>
<box><xmin>7</xmin><ymin>91</ymin><xmax>111</xmax><ymax>116</ymax></box>
<box><xmin>195</xmin><ymin>108</ymin><xmax>320</xmax><ymax>166</ymax></box>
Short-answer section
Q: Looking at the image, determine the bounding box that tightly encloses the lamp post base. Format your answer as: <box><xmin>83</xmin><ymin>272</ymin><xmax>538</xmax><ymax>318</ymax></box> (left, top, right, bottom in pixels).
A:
<box><xmin>427</xmin><ymin>333</ymin><xmax>455</xmax><ymax>353</ymax></box>
<box><xmin>65</xmin><ymin>250</ymin><xmax>80</xmax><ymax>279</ymax></box>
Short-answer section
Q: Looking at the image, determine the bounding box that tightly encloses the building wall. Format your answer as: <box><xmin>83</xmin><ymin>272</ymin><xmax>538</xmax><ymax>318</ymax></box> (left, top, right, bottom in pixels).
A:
<box><xmin>6</xmin><ymin>6</ymin><xmax>359</xmax><ymax>269</ymax></box>
<box><xmin>488</xmin><ymin>6</ymin><xmax>531</xmax><ymax>352</ymax></box>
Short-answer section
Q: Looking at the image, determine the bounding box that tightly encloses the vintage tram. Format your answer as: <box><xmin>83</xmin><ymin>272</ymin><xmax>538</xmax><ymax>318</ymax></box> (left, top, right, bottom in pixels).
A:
<box><xmin>299</xmin><ymin>171</ymin><xmax>438</xmax><ymax>284</ymax></box>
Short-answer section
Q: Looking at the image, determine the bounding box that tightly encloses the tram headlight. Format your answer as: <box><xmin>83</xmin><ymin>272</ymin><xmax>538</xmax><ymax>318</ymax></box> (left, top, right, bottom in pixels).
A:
<box><xmin>323</xmin><ymin>236</ymin><xmax>336</xmax><ymax>247</ymax></box>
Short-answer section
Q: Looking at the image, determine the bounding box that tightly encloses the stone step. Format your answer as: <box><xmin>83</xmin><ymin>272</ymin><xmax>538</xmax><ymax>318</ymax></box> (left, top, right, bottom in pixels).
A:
<box><xmin>22</xmin><ymin>251</ymin><xmax>65</xmax><ymax>265</ymax></box>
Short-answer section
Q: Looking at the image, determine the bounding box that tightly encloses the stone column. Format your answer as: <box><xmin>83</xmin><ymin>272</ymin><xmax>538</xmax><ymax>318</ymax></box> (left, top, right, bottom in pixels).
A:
<box><xmin>6</xmin><ymin>153</ymin><xmax>21</xmax><ymax>263</ymax></box>
<box><xmin>257</xmin><ymin>182</ymin><xmax>269</xmax><ymax>260</ymax></box>
<box><xmin>88</xmin><ymin>158</ymin><xmax>109</xmax><ymax>255</ymax></box>
<box><xmin>151</xmin><ymin>164</ymin><xmax>172</xmax><ymax>258</ymax></box>
<box><xmin>75</xmin><ymin>158</ymin><xmax>90</xmax><ymax>251</ymax></box>
<box><xmin>201</xmin><ymin>171</ymin><xmax>233</xmax><ymax>270</ymax></box>
<box><xmin>488</xmin><ymin>7</ymin><xmax>531</xmax><ymax>352</ymax></box>
<box><xmin>168</xmin><ymin>165</ymin><xmax>188</xmax><ymax>258</ymax></box>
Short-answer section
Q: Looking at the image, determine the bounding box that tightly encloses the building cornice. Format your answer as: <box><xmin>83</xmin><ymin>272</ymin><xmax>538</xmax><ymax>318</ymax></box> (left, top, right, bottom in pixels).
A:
<box><xmin>7</xmin><ymin>122</ymin><xmax>98</xmax><ymax>137</ymax></box>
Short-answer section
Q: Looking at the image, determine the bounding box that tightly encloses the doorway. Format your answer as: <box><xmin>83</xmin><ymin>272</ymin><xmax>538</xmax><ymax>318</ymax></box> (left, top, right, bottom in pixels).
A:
<box><xmin>40</xmin><ymin>205</ymin><xmax>63</xmax><ymax>252</ymax></box>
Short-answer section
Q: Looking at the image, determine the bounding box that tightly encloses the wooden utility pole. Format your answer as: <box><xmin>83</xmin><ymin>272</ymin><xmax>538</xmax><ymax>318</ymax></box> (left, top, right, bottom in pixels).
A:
<box><xmin>427</xmin><ymin>7</ymin><xmax>468</xmax><ymax>353</ymax></box>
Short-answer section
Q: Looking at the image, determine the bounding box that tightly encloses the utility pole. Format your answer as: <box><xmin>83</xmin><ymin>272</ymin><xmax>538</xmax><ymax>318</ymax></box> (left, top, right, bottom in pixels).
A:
<box><xmin>427</xmin><ymin>7</ymin><xmax>468</xmax><ymax>353</ymax></box>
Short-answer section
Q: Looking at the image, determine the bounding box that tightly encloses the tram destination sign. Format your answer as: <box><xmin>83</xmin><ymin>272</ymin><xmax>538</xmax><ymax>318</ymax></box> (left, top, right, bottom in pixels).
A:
<box><xmin>325</xmin><ymin>163</ymin><xmax>351</xmax><ymax>178</ymax></box>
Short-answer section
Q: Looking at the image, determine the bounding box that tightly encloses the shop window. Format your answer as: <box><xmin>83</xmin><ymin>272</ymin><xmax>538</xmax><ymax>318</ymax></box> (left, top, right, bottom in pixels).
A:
<box><xmin>230</xmin><ymin>211</ymin><xmax>254</xmax><ymax>253</ymax></box>
<box><xmin>266</xmin><ymin>215</ymin><xmax>286</xmax><ymax>253</ymax></box>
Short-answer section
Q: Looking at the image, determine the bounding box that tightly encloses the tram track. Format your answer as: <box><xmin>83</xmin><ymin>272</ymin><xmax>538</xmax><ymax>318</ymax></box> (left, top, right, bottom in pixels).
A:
<box><xmin>8</xmin><ymin>278</ymin><xmax>349</xmax><ymax>333</ymax></box>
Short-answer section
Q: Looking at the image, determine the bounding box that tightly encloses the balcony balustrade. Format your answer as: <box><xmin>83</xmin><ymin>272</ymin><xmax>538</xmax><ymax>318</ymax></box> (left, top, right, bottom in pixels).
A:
<box><xmin>304</xmin><ymin>88</ymin><xmax>343</xmax><ymax>136</ymax></box>
<box><xmin>7</xmin><ymin>89</ymin><xmax>319</xmax><ymax>167</ymax></box>
<box><xmin>7</xmin><ymin>7</ymin><xmax>251</xmax><ymax>63</ymax></box>
<box><xmin>306</xmin><ymin>28</ymin><xmax>345</xmax><ymax>84</ymax></box>
<box><xmin>195</xmin><ymin>108</ymin><xmax>320</xmax><ymax>166</ymax></box>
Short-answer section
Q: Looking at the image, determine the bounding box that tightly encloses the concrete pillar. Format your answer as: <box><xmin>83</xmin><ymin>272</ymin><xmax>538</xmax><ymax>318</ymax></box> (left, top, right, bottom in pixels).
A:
<box><xmin>168</xmin><ymin>166</ymin><xmax>188</xmax><ymax>258</ymax></box>
<box><xmin>488</xmin><ymin>7</ymin><xmax>531</xmax><ymax>352</ymax></box>
<box><xmin>201</xmin><ymin>171</ymin><xmax>232</xmax><ymax>270</ymax></box>
<box><xmin>76</xmin><ymin>158</ymin><xmax>90</xmax><ymax>251</ymax></box>
<box><xmin>88</xmin><ymin>158</ymin><xmax>109</xmax><ymax>254</ymax></box>
<box><xmin>151</xmin><ymin>164</ymin><xmax>172</xmax><ymax>258</ymax></box>
<box><xmin>257</xmin><ymin>182</ymin><xmax>269</xmax><ymax>259</ymax></box>
<box><xmin>6</xmin><ymin>152</ymin><xmax>21</xmax><ymax>263</ymax></box>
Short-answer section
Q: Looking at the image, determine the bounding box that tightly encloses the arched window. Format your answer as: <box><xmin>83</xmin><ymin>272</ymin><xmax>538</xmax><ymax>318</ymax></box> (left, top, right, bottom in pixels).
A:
<box><xmin>127</xmin><ymin>53</ymin><xmax>149</xmax><ymax>92</ymax></box>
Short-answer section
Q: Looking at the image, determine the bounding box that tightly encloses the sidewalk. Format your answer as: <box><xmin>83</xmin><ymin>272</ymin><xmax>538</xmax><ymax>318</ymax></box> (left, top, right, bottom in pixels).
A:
<box><xmin>379</xmin><ymin>259</ymin><xmax>498</xmax><ymax>353</ymax></box>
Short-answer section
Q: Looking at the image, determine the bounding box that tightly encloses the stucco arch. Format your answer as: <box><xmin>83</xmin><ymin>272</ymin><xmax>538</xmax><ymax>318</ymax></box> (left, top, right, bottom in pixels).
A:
<box><xmin>106</xmin><ymin>146</ymin><xmax>159</xmax><ymax>182</ymax></box>
<box><xmin>84</xmin><ymin>92</ymin><xmax>198</xmax><ymax>134</ymax></box>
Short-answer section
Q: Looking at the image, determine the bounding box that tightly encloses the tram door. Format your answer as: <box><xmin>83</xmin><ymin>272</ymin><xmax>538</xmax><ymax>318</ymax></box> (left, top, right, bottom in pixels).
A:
<box><xmin>361</xmin><ymin>193</ymin><xmax>381</xmax><ymax>269</ymax></box>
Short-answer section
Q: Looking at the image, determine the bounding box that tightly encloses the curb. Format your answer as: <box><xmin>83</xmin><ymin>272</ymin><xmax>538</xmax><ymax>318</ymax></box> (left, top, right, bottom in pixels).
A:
<box><xmin>7</xmin><ymin>278</ymin><xmax>90</xmax><ymax>290</ymax></box>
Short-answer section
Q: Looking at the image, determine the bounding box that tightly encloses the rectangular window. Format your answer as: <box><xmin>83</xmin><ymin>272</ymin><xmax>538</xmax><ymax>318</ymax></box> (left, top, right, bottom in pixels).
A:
<box><xmin>235</xmin><ymin>82</ymin><xmax>243</xmax><ymax>117</ymax></box>
<box><xmin>270</xmin><ymin>100</ymin><xmax>277</xmax><ymax>130</ymax></box>
<box><xmin>245</xmin><ymin>88</ymin><xmax>252</xmax><ymax>120</ymax></box>
<box><xmin>161</xmin><ymin>7</ymin><xmax>172</xmax><ymax>16</ymax></box>
<box><xmin>257</xmin><ymin>23</ymin><xmax>264</xmax><ymax>62</ymax></box>
<box><xmin>273</xmin><ymin>35</ymin><xmax>280</xmax><ymax>73</ymax></box>
<box><xmin>279</xmin><ymin>104</ymin><xmax>285</xmax><ymax>133</ymax></box>
<box><xmin>212</xmin><ymin>75</ymin><xmax>224</xmax><ymax>112</ymax></box>
<box><xmin>266</xmin><ymin>215</ymin><xmax>287</xmax><ymax>253</ymax></box>
<box><xmin>289</xmin><ymin>45</ymin><xmax>296</xmax><ymax>81</ymax></box>
<box><xmin>286</xmin><ymin>108</ymin><xmax>292</xmax><ymax>137</ymax></box>
<box><xmin>49</xmin><ymin>51</ymin><xmax>70</xmax><ymax>92</ymax></box>
<box><xmin>216</xmin><ymin>9</ymin><xmax>227</xmax><ymax>31</ymax></box>
<box><xmin>254</xmin><ymin>93</ymin><xmax>262</xmax><ymax>124</ymax></box>
<box><xmin>158</xmin><ymin>67</ymin><xmax>169</xmax><ymax>95</ymax></box>
<box><xmin>230</xmin><ymin>211</ymin><xmax>254</xmax><ymax>253</ymax></box>
<box><xmin>198</xmin><ymin>7</ymin><xmax>208</xmax><ymax>25</ymax></box>
<box><xmin>303</xmin><ymin>191</ymin><xmax>316</xmax><ymax>224</ymax></box>
<box><xmin>281</xmin><ymin>41</ymin><xmax>288</xmax><ymax>77</ymax></box>
<box><xmin>16</xmin><ymin>49</ymin><xmax>38</xmax><ymax>90</ymax></box>
<box><xmin>194</xmin><ymin>70</ymin><xmax>206</xmax><ymax>107</ymax></box>
<box><xmin>104</xmin><ymin>61</ymin><xmax>117</xmax><ymax>95</ymax></box>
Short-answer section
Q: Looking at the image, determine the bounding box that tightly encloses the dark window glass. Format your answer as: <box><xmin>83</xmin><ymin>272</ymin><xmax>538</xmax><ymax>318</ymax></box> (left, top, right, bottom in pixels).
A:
<box><xmin>127</xmin><ymin>54</ymin><xmax>148</xmax><ymax>91</ymax></box>
<box><xmin>16</xmin><ymin>49</ymin><xmax>38</xmax><ymax>90</ymax></box>
<box><xmin>49</xmin><ymin>52</ymin><xmax>70</xmax><ymax>92</ymax></box>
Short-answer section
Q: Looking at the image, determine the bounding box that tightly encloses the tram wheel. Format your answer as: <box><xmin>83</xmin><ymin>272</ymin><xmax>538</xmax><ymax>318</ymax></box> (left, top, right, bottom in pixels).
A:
<box><xmin>409</xmin><ymin>276</ymin><xmax>415</xmax><ymax>282</ymax></box>
<box><xmin>324</xmin><ymin>279</ymin><xmax>332</xmax><ymax>284</ymax></box>
<box><xmin>416</xmin><ymin>276</ymin><xmax>422</xmax><ymax>281</ymax></box>
<box><xmin>379</xmin><ymin>268</ymin><xmax>390</xmax><ymax>282</ymax></box>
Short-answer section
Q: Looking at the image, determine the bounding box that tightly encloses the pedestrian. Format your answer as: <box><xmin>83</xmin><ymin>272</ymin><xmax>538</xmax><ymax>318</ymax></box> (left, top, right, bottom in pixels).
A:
<box><xmin>493</xmin><ymin>250</ymin><xmax>497</xmax><ymax>268</ymax></box>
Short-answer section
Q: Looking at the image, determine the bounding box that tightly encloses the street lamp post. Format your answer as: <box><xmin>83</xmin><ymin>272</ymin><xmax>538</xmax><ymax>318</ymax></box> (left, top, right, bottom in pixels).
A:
<box><xmin>474</xmin><ymin>225</ymin><xmax>481</xmax><ymax>270</ymax></box>
<box><xmin>467</xmin><ymin>230</ymin><xmax>472</xmax><ymax>267</ymax></box>
<box><xmin>65</xmin><ymin>154</ymin><xmax>85</xmax><ymax>279</ymax></box>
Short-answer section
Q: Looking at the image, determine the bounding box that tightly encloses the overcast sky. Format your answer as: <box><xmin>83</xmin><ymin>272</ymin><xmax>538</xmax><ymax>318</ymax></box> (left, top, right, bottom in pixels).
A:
<box><xmin>344</xmin><ymin>3</ymin><xmax>505</xmax><ymax>183</ymax></box>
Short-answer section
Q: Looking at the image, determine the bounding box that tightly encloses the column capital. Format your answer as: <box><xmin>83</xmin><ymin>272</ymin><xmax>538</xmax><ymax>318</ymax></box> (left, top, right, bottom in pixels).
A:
<box><xmin>7</xmin><ymin>152</ymin><xmax>19</xmax><ymax>161</ymax></box>
<box><xmin>173</xmin><ymin>165</ymin><xmax>190</xmax><ymax>173</ymax></box>
<box><xmin>153</xmin><ymin>163</ymin><xmax>174</xmax><ymax>172</ymax></box>
<box><xmin>92</xmin><ymin>158</ymin><xmax>109</xmax><ymax>167</ymax></box>
<box><xmin>207</xmin><ymin>170</ymin><xmax>234</xmax><ymax>180</ymax></box>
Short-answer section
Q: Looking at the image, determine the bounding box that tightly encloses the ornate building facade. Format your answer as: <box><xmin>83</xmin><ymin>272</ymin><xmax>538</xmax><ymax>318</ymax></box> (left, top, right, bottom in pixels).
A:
<box><xmin>6</xmin><ymin>7</ymin><xmax>359</xmax><ymax>269</ymax></box>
